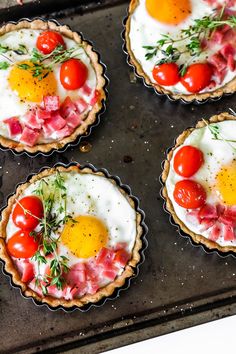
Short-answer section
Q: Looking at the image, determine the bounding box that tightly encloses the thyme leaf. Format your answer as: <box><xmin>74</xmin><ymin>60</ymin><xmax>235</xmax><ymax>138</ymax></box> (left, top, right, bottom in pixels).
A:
<box><xmin>203</xmin><ymin>119</ymin><xmax>236</xmax><ymax>152</ymax></box>
<box><xmin>0</xmin><ymin>61</ymin><xmax>10</xmax><ymax>70</ymax></box>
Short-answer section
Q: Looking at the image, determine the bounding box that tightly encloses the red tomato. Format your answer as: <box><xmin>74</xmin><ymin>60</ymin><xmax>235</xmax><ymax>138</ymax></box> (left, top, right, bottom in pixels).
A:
<box><xmin>12</xmin><ymin>196</ymin><xmax>43</xmax><ymax>230</ymax></box>
<box><xmin>7</xmin><ymin>230</ymin><xmax>38</xmax><ymax>258</ymax></box>
<box><xmin>60</xmin><ymin>58</ymin><xmax>88</xmax><ymax>90</ymax></box>
<box><xmin>173</xmin><ymin>145</ymin><xmax>204</xmax><ymax>177</ymax></box>
<box><xmin>36</xmin><ymin>31</ymin><xmax>65</xmax><ymax>54</ymax></box>
<box><xmin>180</xmin><ymin>63</ymin><xmax>213</xmax><ymax>93</ymax></box>
<box><xmin>173</xmin><ymin>180</ymin><xmax>206</xmax><ymax>209</ymax></box>
<box><xmin>152</xmin><ymin>63</ymin><xmax>180</xmax><ymax>86</ymax></box>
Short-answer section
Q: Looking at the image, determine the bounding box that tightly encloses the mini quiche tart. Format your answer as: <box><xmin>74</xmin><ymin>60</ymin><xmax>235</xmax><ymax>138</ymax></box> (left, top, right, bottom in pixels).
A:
<box><xmin>125</xmin><ymin>0</ymin><xmax>236</xmax><ymax>102</ymax></box>
<box><xmin>0</xmin><ymin>19</ymin><xmax>106</xmax><ymax>154</ymax></box>
<box><xmin>162</xmin><ymin>112</ymin><xmax>236</xmax><ymax>253</ymax></box>
<box><xmin>0</xmin><ymin>165</ymin><xmax>144</xmax><ymax>309</ymax></box>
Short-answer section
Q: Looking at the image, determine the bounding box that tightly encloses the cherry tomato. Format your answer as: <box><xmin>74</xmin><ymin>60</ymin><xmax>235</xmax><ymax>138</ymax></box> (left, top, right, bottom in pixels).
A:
<box><xmin>36</xmin><ymin>31</ymin><xmax>65</xmax><ymax>54</ymax></box>
<box><xmin>180</xmin><ymin>63</ymin><xmax>213</xmax><ymax>93</ymax></box>
<box><xmin>60</xmin><ymin>58</ymin><xmax>88</xmax><ymax>90</ymax></box>
<box><xmin>152</xmin><ymin>63</ymin><xmax>180</xmax><ymax>86</ymax></box>
<box><xmin>7</xmin><ymin>230</ymin><xmax>38</xmax><ymax>258</ymax></box>
<box><xmin>173</xmin><ymin>145</ymin><xmax>204</xmax><ymax>177</ymax></box>
<box><xmin>12</xmin><ymin>196</ymin><xmax>43</xmax><ymax>230</ymax></box>
<box><xmin>173</xmin><ymin>180</ymin><xmax>206</xmax><ymax>209</ymax></box>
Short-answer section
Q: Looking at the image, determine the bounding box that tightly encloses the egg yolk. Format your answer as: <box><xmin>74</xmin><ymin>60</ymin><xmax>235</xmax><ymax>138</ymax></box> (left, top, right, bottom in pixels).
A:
<box><xmin>215</xmin><ymin>161</ymin><xmax>236</xmax><ymax>206</ymax></box>
<box><xmin>61</xmin><ymin>215</ymin><xmax>108</xmax><ymax>259</ymax></box>
<box><xmin>8</xmin><ymin>60</ymin><xmax>57</xmax><ymax>103</ymax></box>
<box><xmin>146</xmin><ymin>0</ymin><xmax>191</xmax><ymax>25</ymax></box>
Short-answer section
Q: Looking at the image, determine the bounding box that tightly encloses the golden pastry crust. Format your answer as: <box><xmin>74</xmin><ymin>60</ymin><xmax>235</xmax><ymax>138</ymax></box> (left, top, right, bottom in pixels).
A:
<box><xmin>0</xmin><ymin>165</ymin><xmax>144</xmax><ymax>308</ymax></box>
<box><xmin>125</xmin><ymin>0</ymin><xmax>236</xmax><ymax>102</ymax></box>
<box><xmin>0</xmin><ymin>19</ymin><xmax>107</xmax><ymax>154</ymax></box>
<box><xmin>162</xmin><ymin>112</ymin><xmax>236</xmax><ymax>253</ymax></box>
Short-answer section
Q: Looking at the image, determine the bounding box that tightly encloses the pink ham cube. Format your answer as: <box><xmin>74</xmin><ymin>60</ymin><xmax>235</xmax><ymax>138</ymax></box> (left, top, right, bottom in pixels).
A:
<box><xmin>20</xmin><ymin>127</ymin><xmax>40</xmax><ymax>146</ymax></box>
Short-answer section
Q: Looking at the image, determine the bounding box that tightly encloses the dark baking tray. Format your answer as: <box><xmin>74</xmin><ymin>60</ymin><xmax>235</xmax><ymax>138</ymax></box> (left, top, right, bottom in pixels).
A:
<box><xmin>1</xmin><ymin>1</ymin><xmax>236</xmax><ymax>353</ymax></box>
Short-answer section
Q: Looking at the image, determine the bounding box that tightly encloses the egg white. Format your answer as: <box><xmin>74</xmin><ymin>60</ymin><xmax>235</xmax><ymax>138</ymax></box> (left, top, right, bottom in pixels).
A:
<box><xmin>166</xmin><ymin>120</ymin><xmax>236</xmax><ymax>246</ymax></box>
<box><xmin>0</xmin><ymin>29</ymin><xmax>97</xmax><ymax>140</ymax></box>
<box><xmin>129</xmin><ymin>0</ymin><xmax>236</xmax><ymax>94</ymax></box>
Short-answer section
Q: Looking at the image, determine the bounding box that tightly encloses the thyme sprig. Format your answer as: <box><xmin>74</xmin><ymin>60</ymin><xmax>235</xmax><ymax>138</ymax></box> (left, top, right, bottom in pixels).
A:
<box><xmin>26</xmin><ymin>171</ymin><xmax>76</xmax><ymax>295</ymax></box>
<box><xmin>0</xmin><ymin>43</ymin><xmax>28</xmax><ymax>64</ymax></box>
<box><xmin>17</xmin><ymin>45</ymin><xmax>83</xmax><ymax>80</ymax></box>
<box><xmin>143</xmin><ymin>8</ymin><xmax>236</xmax><ymax>75</ymax></box>
<box><xmin>203</xmin><ymin>119</ymin><xmax>236</xmax><ymax>152</ymax></box>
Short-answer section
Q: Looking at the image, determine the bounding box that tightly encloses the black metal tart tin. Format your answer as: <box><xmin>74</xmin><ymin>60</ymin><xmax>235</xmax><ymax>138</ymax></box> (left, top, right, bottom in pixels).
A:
<box><xmin>0</xmin><ymin>162</ymin><xmax>148</xmax><ymax>312</ymax></box>
<box><xmin>0</xmin><ymin>17</ymin><xmax>109</xmax><ymax>158</ymax></box>
<box><xmin>122</xmin><ymin>13</ymin><xmax>233</xmax><ymax>105</ymax></box>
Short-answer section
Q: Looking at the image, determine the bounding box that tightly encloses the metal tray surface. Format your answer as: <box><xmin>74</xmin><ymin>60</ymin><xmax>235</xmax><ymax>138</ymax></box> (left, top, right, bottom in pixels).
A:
<box><xmin>1</xmin><ymin>1</ymin><xmax>236</xmax><ymax>353</ymax></box>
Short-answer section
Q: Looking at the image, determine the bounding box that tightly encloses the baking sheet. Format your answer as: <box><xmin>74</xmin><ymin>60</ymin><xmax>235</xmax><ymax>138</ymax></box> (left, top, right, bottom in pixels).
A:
<box><xmin>1</xmin><ymin>1</ymin><xmax>236</xmax><ymax>353</ymax></box>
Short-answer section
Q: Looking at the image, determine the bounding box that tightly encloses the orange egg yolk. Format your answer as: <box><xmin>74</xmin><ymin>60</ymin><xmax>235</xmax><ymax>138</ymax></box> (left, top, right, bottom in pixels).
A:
<box><xmin>61</xmin><ymin>215</ymin><xmax>108</xmax><ymax>259</ymax></box>
<box><xmin>215</xmin><ymin>161</ymin><xmax>236</xmax><ymax>206</ymax></box>
<box><xmin>8</xmin><ymin>60</ymin><xmax>57</xmax><ymax>103</ymax></box>
<box><xmin>146</xmin><ymin>0</ymin><xmax>192</xmax><ymax>25</ymax></box>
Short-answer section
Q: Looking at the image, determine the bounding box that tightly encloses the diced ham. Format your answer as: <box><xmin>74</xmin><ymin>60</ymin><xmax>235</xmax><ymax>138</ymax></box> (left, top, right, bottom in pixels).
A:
<box><xmin>102</xmin><ymin>269</ymin><xmax>117</xmax><ymax>281</ymax></box>
<box><xmin>60</xmin><ymin>96</ymin><xmax>77</xmax><ymax>118</ymax></box>
<box><xmin>43</xmin><ymin>95</ymin><xmax>60</xmax><ymax>111</ymax></box>
<box><xmin>224</xmin><ymin>206</ymin><xmax>236</xmax><ymax>219</ymax></box>
<box><xmin>20</xmin><ymin>127</ymin><xmax>40</xmax><ymax>146</ymax></box>
<box><xmin>25</xmin><ymin>110</ymin><xmax>43</xmax><ymax>130</ymax></box>
<box><xmin>208</xmin><ymin>53</ymin><xmax>227</xmax><ymax>72</ymax></box>
<box><xmin>209</xmin><ymin>223</ymin><xmax>222</xmax><ymax>241</ymax></box>
<box><xmin>222</xmin><ymin>224</ymin><xmax>235</xmax><ymax>241</ymax></box>
<box><xmin>82</xmin><ymin>83</ymin><xmax>92</xmax><ymax>96</ymax></box>
<box><xmin>218</xmin><ymin>215</ymin><xmax>236</xmax><ymax>227</ymax></box>
<box><xmin>219</xmin><ymin>44</ymin><xmax>236</xmax><ymax>71</ymax></box>
<box><xmin>220</xmin><ymin>44</ymin><xmax>235</xmax><ymax>59</ymax></box>
<box><xmin>210</xmin><ymin>29</ymin><xmax>225</xmax><ymax>45</ymax></box>
<box><xmin>86</xmin><ymin>280</ymin><xmax>99</xmax><ymax>295</ymax></box>
<box><xmin>96</xmin><ymin>247</ymin><xmax>116</xmax><ymax>267</ymax></box>
<box><xmin>200</xmin><ymin>218</ymin><xmax>216</xmax><ymax>231</ymax></box>
<box><xmin>199</xmin><ymin>204</ymin><xmax>218</xmax><ymax>219</ymax></box>
<box><xmin>3</xmin><ymin>117</ymin><xmax>23</xmax><ymax>136</ymax></box>
<box><xmin>114</xmin><ymin>249</ymin><xmax>130</xmax><ymax>268</ymax></box>
<box><xmin>21</xmin><ymin>260</ymin><xmax>34</xmax><ymax>283</ymax></box>
<box><xmin>74</xmin><ymin>97</ymin><xmax>88</xmax><ymax>114</ymax></box>
<box><xmin>90</xmin><ymin>89</ymin><xmax>101</xmax><ymax>106</ymax></box>
<box><xmin>42</xmin><ymin>111</ymin><xmax>66</xmax><ymax>135</ymax></box>
<box><xmin>227</xmin><ymin>55</ymin><xmax>235</xmax><ymax>71</ymax></box>
<box><xmin>36</xmin><ymin>108</ymin><xmax>51</xmax><ymax>120</ymax></box>
<box><xmin>114</xmin><ymin>242</ymin><xmax>128</xmax><ymax>251</ymax></box>
<box><xmin>53</xmin><ymin>125</ymin><xmax>73</xmax><ymax>139</ymax></box>
<box><xmin>66</xmin><ymin>110</ymin><xmax>81</xmax><ymax>129</ymax></box>
<box><xmin>216</xmin><ymin>204</ymin><xmax>226</xmax><ymax>216</ymax></box>
<box><xmin>66</xmin><ymin>263</ymin><xmax>86</xmax><ymax>286</ymax></box>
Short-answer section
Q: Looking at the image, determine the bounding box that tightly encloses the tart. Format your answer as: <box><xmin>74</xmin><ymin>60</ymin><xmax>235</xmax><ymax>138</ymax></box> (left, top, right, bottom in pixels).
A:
<box><xmin>0</xmin><ymin>164</ymin><xmax>145</xmax><ymax>309</ymax></box>
<box><xmin>0</xmin><ymin>19</ymin><xmax>107</xmax><ymax>154</ymax></box>
<box><xmin>162</xmin><ymin>112</ymin><xmax>236</xmax><ymax>253</ymax></box>
<box><xmin>125</xmin><ymin>0</ymin><xmax>236</xmax><ymax>102</ymax></box>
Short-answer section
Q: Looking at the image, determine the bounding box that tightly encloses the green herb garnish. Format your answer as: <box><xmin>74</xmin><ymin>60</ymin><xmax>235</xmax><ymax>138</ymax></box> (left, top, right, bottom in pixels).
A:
<box><xmin>143</xmin><ymin>7</ymin><xmax>236</xmax><ymax>75</ymax></box>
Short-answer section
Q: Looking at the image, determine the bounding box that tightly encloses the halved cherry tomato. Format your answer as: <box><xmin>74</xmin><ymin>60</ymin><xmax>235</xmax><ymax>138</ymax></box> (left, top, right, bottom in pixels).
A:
<box><xmin>60</xmin><ymin>58</ymin><xmax>88</xmax><ymax>90</ymax></box>
<box><xmin>180</xmin><ymin>63</ymin><xmax>213</xmax><ymax>93</ymax></box>
<box><xmin>174</xmin><ymin>180</ymin><xmax>206</xmax><ymax>209</ymax></box>
<box><xmin>174</xmin><ymin>145</ymin><xmax>204</xmax><ymax>177</ymax></box>
<box><xmin>152</xmin><ymin>63</ymin><xmax>180</xmax><ymax>86</ymax></box>
<box><xmin>36</xmin><ymin>31</ymin><xmax>65</xmax><ymax>54</ymax></box>
<box><xmin>7</xmin><ymin>230</ymin><xmax>38</xmax><ymax>258</ymax></box>
<box><xmin>12</xmin><ymin>196</ymin><xmax>43</xmax><ymax>230</ymax></box>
